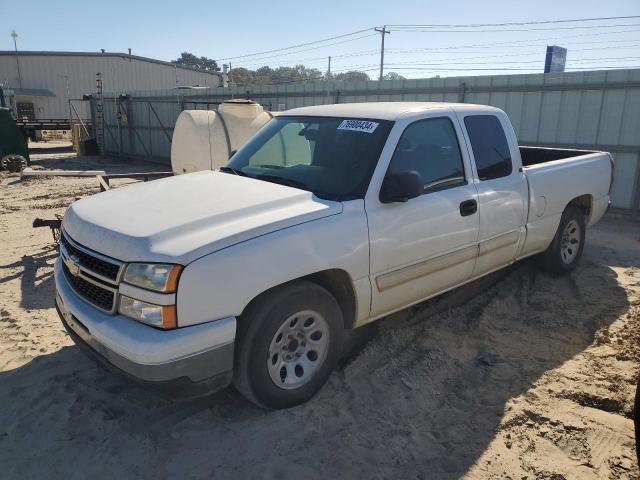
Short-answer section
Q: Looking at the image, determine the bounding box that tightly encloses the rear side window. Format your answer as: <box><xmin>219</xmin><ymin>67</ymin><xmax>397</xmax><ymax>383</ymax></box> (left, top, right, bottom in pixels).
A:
<box><xmin>464</xmin><ymin>115</ymin><xmax>512</xmax><ymax>180</ymax></box>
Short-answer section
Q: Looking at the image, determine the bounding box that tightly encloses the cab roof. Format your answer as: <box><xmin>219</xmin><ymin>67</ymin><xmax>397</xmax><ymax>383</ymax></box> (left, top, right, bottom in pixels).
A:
<box><xmin>284</xmin><ymin>102</ymin><xmax>502</xmax><ymax>121</ymax></box>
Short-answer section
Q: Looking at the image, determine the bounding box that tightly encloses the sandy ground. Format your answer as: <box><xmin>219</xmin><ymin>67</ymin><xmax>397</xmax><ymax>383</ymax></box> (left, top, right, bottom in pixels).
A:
<box><xmin>0</xmin><ymin>150</ymin><xmax>638</xmax><ymax>480</ymax></box>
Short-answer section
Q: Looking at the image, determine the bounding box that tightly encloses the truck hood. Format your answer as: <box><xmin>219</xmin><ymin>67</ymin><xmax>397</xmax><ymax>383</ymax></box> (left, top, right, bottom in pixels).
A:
<box><xmin>62</xmin><ymin>171</ymin><xmax>342</xmax><ymax>264</ymax></box>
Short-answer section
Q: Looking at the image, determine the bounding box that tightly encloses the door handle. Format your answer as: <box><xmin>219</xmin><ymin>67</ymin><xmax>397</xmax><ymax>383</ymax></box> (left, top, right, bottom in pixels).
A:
<box><xmin>459</xmin><ymin>199</ymin><xmax>477</xmax><ymax>216</ymax></box>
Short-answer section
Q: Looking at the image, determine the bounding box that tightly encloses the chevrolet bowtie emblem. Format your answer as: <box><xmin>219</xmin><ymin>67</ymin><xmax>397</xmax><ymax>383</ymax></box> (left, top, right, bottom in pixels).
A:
<box><xmin>67</xmin><ymin>254</ymin><xmax>81</xmax><ymax>277</ymax></box>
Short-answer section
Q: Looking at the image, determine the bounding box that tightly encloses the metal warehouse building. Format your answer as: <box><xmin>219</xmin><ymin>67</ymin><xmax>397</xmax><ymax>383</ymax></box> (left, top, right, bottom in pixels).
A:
<box><xmin>0</xmin><ymin>51</ymin><xmax>221</xmax><ymax>121</ymax></box>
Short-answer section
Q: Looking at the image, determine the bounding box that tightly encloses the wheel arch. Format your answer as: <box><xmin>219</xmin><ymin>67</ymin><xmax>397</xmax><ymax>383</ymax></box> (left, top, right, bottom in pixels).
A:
<box><xmin>566</xmin><ymin>194</ymin><xmax>593</xmax><ymax>223</ymax></box>
<box><xmin>240</xmin><ymin>269</ymin><xmax>358</xmax><ymax>330</ymax></box>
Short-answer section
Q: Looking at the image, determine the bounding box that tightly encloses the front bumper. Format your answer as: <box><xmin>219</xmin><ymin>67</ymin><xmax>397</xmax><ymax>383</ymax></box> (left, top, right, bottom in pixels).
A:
<box><xmin>54</xmin><ymin>258</ymin><xmax>236</xmax><ymax>393</ymax></box>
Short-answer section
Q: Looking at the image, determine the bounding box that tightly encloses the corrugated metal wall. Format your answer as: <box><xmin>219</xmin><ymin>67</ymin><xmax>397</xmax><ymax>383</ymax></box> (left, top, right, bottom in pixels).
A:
<box><xmin>100</xmin><ymin>68</ymin><xmax>640</xmax><ymax>212</ymax></box>
<box><xmin>0</xmin><ymin>53</ymin><xmax>220</xmax><ymax>119</ymax></box>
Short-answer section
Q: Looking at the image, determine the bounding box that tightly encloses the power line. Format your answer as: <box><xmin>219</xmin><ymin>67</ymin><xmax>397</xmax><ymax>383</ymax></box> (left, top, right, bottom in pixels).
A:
<box><xmin>384</xmin><ymin>44</ymin><xmax>640</xmax><ymax>63</ymax></box>
<box><xmin>217</xmin><ymin>28</ymin><xmax>373</xmax><ymax>61</ymax></box>
<box><xmin>227</xmin><ymin>24</ymin><xmax>639</xmax><ymax>68</ymax></box>
<box><xmin>219</xmin><ymin>17</ymin><xmax>640</xmax><ymax>80</ymax></box>
<box><xmin>387</xmin><ymin>15</ymin><xmax>640</xmax><ymax>28</ymax></box>
<box><xmin>227</xmin><ymin>41</ymin><xmax>640</xmax><ymax>71</ymax></box>
<box><xmin>254</xmin><ymin>40</ymin><xmax>640</xmax><ymax>71</ymax></box>
<box><xmin>219</xmin><ymin>16</ymin><xmax>640</xmax><ymax>63</ymax></box>
<box><xmin>232</xmin><ymin>53</ymin><xmax>640</xmax><ymax>79</ymax></box>
<box><xmin>328</xmin><ymin>56</ymin><xmax>640</xmax><ymax>73</ymax></box>
<box><xmin>230</xmin><ymin>53</ymin><xmax>366</xmax><ymax>70</ymax></box>
<box><xmin>326</xmin><ymin>63</ymin><xmax>638</xmax><ymax>77</ymax></box>
<box><xmin>343</xmin><ymin>65</ymin><xmax>640</xmax><ymax>72</ymax></box>
<box><xmin>228</xmin><ymin>33</ymin><xmax>378</xmax><ymax>66</ymax></box>
<box><xmin>391</xmin><ymin>23</ymin><xmax>640</xmax><ymax>33</ymax></box>
<box><xmin>385</xmin><ymin>28</ymin><xmax>640</xmax><ymax>52</ymax></box>
<box><xmin>233</xmin><ymin>49</ymin><xmax>383</xmax><ymax>69</ymax></box>
<box><xmin>380</xmin><ymin>56</ymin><xmax>640</xmax><ymax>68</ymax></box>
<box><xmin>232</xmin><ymin>46</ymin><xmax>640</xmax><ymax>80</ymax></box>
<box><xmin>387</xmin><ymin>40</ymin><xmax>640</xmax><ymax>56</ymax></box>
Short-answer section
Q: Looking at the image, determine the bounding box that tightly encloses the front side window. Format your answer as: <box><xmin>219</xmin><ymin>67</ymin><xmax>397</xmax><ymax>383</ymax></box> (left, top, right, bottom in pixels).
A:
<box><xmin>225</xmin><ymin>116</ymin><xmax>393</xmax><ymax>200</ymax></box>
<box><xmin>387</xmin><ymin>117</ymin><xmax>466</xmax><ymax>194</ymax></box>
<box><xmin>464</xmin><ymin>115</ymin><xmax>512</xmax><ymax>180</ymax></box>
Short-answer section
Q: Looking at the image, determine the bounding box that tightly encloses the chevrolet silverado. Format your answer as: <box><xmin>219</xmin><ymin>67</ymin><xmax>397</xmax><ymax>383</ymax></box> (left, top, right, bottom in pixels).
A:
<box><xmin>55</xmin><ymin>102</ymin><xmax>614</xmax><ymax>408</ymax></box>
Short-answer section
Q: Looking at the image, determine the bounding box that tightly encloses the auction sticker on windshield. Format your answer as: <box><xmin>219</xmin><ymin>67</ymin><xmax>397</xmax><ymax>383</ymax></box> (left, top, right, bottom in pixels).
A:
<box><xmin>337</xmin><ymin>120</ymin><xmax>379</xmax><ymax>134</ymax></box>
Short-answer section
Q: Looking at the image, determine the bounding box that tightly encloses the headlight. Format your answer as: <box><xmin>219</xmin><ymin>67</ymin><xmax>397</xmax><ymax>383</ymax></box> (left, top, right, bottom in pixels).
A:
<box><xmin>123</xmin><ymin>263</ymin><xmax>182</xmax><ymax>292</ymax></box>
<box><xmin>119</xmin><ymin>295</ymin><xmax>177</xmax><ymax>329</ymax></box>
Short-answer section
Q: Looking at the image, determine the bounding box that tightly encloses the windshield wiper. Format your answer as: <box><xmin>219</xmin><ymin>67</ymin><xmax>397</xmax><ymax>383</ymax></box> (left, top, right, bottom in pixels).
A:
<box><xmin>221</xmin><ymin>169</ymin><xmax>313</xmax><ymax>195</ymax></box>
<box><xmin>219</xmin><ymin>166</ymin><xmax>248</xmax><ymax>176</ymax></box>
<box><xmin>255</xmin><ymin>174</ymin><xmax>341</xmax><ymax>201</ymax></box>
<box><xmin>255</xmin><ymin>174</ymin><xmax>312</xmax><ymax>191</ymax></box>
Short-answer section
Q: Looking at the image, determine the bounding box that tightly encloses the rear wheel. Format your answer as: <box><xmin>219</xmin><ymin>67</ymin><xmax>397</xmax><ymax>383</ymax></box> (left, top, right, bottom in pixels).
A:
<box><xmin>233</xmin><ymin>281</ymin><xmax>344</xmax><ymax>409</ymax></box>
<box><xmin>538</xmin><ymin>205</ymin><xmax>586</xmax><ymax>274</ymax></box>
<box><xmin>0</xmin><ymin>154</ymin><xmax>27</xmax><ymax>172</ymax></box>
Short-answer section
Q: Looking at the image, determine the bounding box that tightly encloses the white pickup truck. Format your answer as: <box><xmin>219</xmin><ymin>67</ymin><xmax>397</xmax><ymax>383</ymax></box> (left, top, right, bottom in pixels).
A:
<box><xmin>55</xmin><ymin>102</ymin><xmax>613</xmax><ymax>408</ymax></box>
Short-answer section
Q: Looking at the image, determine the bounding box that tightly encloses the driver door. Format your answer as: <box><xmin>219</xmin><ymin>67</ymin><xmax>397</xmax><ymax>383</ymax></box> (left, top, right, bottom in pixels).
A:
<box><xmin>366</xmin><ymin>114</ymin><xmax>480</xmax><ymax>318</ymax></box>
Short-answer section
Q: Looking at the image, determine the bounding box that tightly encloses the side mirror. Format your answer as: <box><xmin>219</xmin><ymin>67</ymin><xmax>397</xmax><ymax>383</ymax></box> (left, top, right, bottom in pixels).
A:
<box><xmin>380</xmin><ymin>171</ymin><xmax>423</xmax><ymax>203</ymax></box>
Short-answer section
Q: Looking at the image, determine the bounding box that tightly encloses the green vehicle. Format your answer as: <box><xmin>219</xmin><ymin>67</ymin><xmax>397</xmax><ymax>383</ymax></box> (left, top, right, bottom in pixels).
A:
<box><xmin>0</xmin><ymin>87</ymin><xmax>29</xmax><ymax>172</ymax></box>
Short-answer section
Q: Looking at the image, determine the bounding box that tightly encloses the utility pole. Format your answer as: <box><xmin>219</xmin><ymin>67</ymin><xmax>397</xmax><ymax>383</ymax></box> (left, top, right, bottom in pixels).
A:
<box><xmin>375</xmin><ymin>26</ymin><xmax>390</xmax><ymax>81</ymax></box>
<box><xmin>327</xmin><ymin>56</ymin><xmax>331</xmax><ymax>79</ymax></box>
<box><xmin>11</xmin><ymin>30</ymin><xmax>22</xmax><ymax>88</ymax></box>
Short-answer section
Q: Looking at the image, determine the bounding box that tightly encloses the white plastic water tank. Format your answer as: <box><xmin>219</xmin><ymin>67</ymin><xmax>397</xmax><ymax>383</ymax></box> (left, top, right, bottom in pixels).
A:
<box><xmin>171</xmin><ymin>100</ymin><xmax>275</xmax><ymax>174</ymax></box>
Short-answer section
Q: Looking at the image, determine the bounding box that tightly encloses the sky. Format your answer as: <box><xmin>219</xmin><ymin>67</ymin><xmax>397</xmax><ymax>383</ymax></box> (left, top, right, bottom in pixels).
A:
<box><xmin>4</xmin><ymin>0</ymin><xmax>640</xmax><ymax>79</ymax></box>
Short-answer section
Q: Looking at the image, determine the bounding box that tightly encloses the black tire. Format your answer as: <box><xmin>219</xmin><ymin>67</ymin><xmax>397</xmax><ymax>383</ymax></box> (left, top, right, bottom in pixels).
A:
<box><xmin>635</xmin><ymin>377</ymin><xmax>640</xmax><ymax>468</ymax></box>
<box><xmin>0</xmin><ymin>154</ymin><xmax>27</xmax><ymax>173</ymax></box>
<box><xmin>538</xmin><ymin>205</ymin><xmax>586</xmax><ymax>274</ymax></box>
<box><xmin>233</xmin><ymin>280</ymin><xmax>344</xmax><ymax>409</ymax></box>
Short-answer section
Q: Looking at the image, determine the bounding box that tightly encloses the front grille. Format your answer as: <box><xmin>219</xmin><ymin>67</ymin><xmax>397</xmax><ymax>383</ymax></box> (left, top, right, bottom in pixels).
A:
<box><xmin>62</xmin><ymin>262</ymin><xmax>115</xmax><ymax>311</ymax></box>
<box><xmin>60</xmin><ymin>235</ymin><xmax>120</xmax><ymax>281</ymax></box>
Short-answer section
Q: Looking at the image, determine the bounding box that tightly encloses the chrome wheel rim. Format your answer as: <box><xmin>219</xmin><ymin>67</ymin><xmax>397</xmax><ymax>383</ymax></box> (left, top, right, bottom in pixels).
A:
<box><xmin>560</xmin><ymin>219</ymin><xmax>581</xmax><ymax>264</ymax></box>
<box><xmin>267</xmin><ymin>310</ymin><xmax>330</xmax><ymax>390</ymax></box>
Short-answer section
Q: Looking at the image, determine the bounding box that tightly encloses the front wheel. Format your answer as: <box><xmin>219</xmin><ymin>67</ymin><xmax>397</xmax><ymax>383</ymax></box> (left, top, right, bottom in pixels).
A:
<box><xmin>233</xmin><ymin>281</ymin><xmax>344</xmax><ymax>409</ymax></box>
<box><xmin>538</xmin><ymin>205</ymin><xmax>586</xmax><ymax>274</ymax></box>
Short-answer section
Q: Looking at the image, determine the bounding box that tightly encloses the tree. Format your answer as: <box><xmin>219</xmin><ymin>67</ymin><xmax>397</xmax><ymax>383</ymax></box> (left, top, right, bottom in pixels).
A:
<box><xmin>254</xmin><ymin>66</ymin><xmax>275</xmax><ymax>85</ymax></box>
<box><xmin>172</xmin><ymin>52</ymin><xmax>219</xmax><ymax>72</ymax></box>
<box><xmin>304</xmin><ymin>67</ymin><xmax>323</xmax><ymax>82</ymax></box>
<box><xmin>269</xmin><ymin>65</ymin><xmax>323</xmax><ymax>84</ymax></box>
<box><xmin>333</xmin><ymin>71</ymin><xmax>370</xmax><ymax>82</ymax></box>
<box><xmin>271</xmin><ymin>66</ymin><xmax>300</xmax><ymax>84</ymax></box>
<box><xmin>220</xmin><ymin>64</ymin><xmax>371</xmax><ymax>87</ymax></box>
<box><xmin>383</xmin><ymin>72</ymin><xmax>406</xmax><ymax>81</ymax></box>
<box><xmin>230</xmin><ymin>67</ymin><xmax>255</xmax><ymax>86</ymax></box>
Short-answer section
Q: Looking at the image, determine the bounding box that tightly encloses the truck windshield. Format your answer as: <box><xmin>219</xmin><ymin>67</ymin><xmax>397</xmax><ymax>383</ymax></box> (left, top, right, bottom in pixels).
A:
<box><xmin>224</xmin><ymin>116</ymin><xmax>393</xmax><ymax>200</ymax></box>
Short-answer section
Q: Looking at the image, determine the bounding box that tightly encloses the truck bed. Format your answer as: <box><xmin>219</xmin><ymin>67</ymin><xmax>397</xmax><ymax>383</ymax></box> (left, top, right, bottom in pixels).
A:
<box><xmin>519</xmin><ymin>146</ymin><xmax>612</xmax><ymax>256</ymax></box>
<box><xmin>519</xmin><ymin>146</ymin><xmax>600</xmax><ymax>167</ymax></box>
